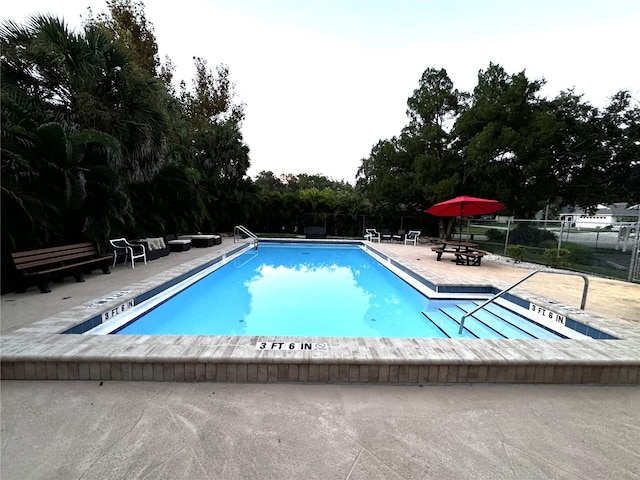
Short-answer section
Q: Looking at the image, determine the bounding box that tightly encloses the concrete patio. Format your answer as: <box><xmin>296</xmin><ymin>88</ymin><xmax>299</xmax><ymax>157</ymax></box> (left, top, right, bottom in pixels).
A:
<box><xmin>2</xmin><ymin>381</ymin><xmax>639</xmax><ymax>479</ymax></box>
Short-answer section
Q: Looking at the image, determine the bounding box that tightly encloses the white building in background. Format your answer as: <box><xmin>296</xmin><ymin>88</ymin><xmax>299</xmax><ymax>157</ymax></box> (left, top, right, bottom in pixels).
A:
<box><xmin>560</xmin><ymin>203</ymin><xmax>640</xmax><ymax>230</ymax></box>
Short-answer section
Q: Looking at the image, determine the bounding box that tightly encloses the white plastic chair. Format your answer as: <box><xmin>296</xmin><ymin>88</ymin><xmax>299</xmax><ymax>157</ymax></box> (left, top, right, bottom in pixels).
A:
<box><xmin>404</xmin><ymin>230</ymin><xmax>421</xmax><ymax>246</ymax></box>
<box><xmin>364</xmin><ymin>228</ymin><xmax>381</xmax><ymax>242</ymax></box>
<box><xmin>109</xmin><ymin>238</ymin><xmax>147</xmax><ymax>268</ymax></box>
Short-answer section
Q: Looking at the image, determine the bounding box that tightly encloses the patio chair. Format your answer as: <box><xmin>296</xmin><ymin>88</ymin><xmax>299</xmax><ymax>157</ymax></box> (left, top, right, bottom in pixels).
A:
<box><xmin>404</xmin><ymin>230</ymin><xmax>421</xmax><ymax>246</ymax></box>
<box><xmin>109</xmin><ymin>238</ymin><xmax>147</xmax><ymax>268</ymax></box>
<box><xmin>364</xmin><ymin>228</ymin><xmax>381</xmax><ymax>242</ymax></box>
<box><xmin>392</xmin><ymin>229</ymin><xmax>406</xmax><ymax>243</ymax></box>
<box><xmin>381</xmin><ymin>229</ymin><xmax>393</xmax><ymax>242</ymax></box>
<box><xmin>165</xmin><ymin>233</ymin><xmax>192</xmax><ymax>252</ymax></box>
<box><xmin>177</xmin><ymin>234</ymin><xmax>221</xmax><ymax>247</ymax></box>
<box><xmin>131</xmin><ymin>236</ymin><xmax>170</xmax><ymax>261</ymax></box>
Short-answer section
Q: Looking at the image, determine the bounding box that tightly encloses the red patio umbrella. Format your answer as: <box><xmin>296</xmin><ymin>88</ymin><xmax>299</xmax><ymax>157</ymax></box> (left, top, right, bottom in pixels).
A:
<box><xmin>425</xmin><ymin>195</ymin><xmax>505</xmax><ymax>240</ymax></box>
<box><xmin>425</xmin><ymin>196</ymin><xmax>505</xmax><ymax>217</ymax></box>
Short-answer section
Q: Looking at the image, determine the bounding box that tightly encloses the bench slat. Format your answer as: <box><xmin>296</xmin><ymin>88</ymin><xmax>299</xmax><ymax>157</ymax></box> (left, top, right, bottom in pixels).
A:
<box><xmin>12</xmin><ymin>245</ymin><xmax>97</xmax><ymax>264</ymax></box>
<box><xmin>14</xmin><ymin>249</ymin><xmax>102</xmax><ymax>270</ymax></box>
<box><xmin>11</xmin><ymin>243</ymin><xmax>95</xmax><ymax>259</ymax></box>
<box><xmin>22</xmin><ymin>256</ymin><xmax>112</xmax><ymax>277</ymax></box>
<box><xmin>432</xmin><ymin>246</ymin><xmax>487</xmax><ymax>264</ymax></box>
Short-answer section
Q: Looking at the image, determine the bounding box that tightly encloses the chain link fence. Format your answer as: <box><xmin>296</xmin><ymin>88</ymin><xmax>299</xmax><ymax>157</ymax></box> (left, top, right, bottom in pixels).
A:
<box><xmin>252</xmin><ymin>211</ymin><xmax>640</xmax><ymax>283</ymax></box>
<box><xmin>466</xmin><ymin>218</ymin><xmax>640</xmax><ymax>283</ymax></box>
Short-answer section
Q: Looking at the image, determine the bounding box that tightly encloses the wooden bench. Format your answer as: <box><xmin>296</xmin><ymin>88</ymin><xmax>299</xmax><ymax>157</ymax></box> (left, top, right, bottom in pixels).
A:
<box><xmin>454</xmin><ymin>250</ymin><xmax>487</xmax><ymax>266</ymax></box>
<box><xmin>431</xmin><ymin>247</ymin><xmax>487</xmax><ymax>266</ymax></box>
<box><xmin>431</xmin><ymin>247</ymin><xmax>457</xmax><ymax>261</ymax></box>
<box><xmin>11</xmin><ymin>243</ymin><xmax>112</xmax><ymax>293</ymax></box>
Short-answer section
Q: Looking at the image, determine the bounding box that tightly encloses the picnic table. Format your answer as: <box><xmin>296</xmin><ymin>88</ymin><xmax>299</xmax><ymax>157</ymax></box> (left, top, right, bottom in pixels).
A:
<box><xmin>431</xmin><ymin>240</ymin><xmax>487</xmax><ymax>266</ymax></box>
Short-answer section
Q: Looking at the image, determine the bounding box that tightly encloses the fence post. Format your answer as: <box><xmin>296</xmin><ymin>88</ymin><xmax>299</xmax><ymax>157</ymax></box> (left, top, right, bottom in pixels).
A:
<box><xmin>629</xmin><ymin>216</ymin><xmax>640</xmax><ymax>282</ymax></box>
<box><xmin>558</xmin><ymin>220</ymin><xmax>564</xmax><ymax>254</ymax></box>
<box><xmin>504</xmin><ymin>219</ymin><xmax>511</xmax><ymax>255</ymax></box>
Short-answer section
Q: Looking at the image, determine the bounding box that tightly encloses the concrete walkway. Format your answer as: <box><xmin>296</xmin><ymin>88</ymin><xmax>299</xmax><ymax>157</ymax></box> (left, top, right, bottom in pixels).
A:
<box><xmin>2</xmin><ymin>381</ymin><xmax>639</xmax><ymax>479</ymax></box>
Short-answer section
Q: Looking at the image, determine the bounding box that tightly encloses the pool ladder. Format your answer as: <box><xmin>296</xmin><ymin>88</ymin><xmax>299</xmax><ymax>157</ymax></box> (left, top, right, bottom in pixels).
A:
<box><xmin>458</xmin><ymin>269</ymin><xmax>589</xmax><ymax>334</ymax></box>
<box><xmin>234</xmin><ymin>225</ymin><xmax>258</xmax><ymax>250</ymax></box>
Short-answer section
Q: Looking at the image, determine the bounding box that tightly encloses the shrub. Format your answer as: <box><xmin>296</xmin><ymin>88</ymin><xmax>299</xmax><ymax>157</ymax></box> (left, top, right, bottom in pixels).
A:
<box><xmin>539</xmin><ymin>239</ymin><xmax>558</xmax><ymax>249</ymax></box>
<box><xmin>486</xmin><ymin>228</ymin><xmax>506</xmax><ymax>242</ymax></box>
<box><xmin>509</xmin><ymin>223</ymin><xmax>556</xmax><ymax>247</ymax></box>
<box><xmin>543</xmin><ymin>248</ymin><xmax>570</xmax><ymax>268</ymax></box>
<box><xmin>506</xmin><ymin>244</ymin><xmax>528</xmax><ymax>263</ymax></box>
<box><xmin>562</xmin><ymin>242</ymin><xmax>594</xmax><ymax>265</ymax></box>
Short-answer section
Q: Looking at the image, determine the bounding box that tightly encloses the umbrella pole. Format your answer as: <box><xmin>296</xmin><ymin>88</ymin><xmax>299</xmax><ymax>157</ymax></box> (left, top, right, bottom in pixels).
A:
<box><xmin>459</xmin><ymin>204</ymin><xmax>464</xmax><ymax>241</ymax></box>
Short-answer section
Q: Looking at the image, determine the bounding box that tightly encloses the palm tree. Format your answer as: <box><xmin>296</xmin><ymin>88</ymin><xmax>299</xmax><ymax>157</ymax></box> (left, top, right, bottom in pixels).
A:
<box><xmin>2</xmin><ymin>14</ymin><xmax>172</xmax><ymax>248</ymax></box>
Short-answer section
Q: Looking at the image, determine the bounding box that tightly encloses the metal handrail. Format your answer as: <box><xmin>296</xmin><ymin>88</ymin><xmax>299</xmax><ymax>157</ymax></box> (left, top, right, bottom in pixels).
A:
<box><xmin>234</xmin><ymin>225</ymin><xmax>258</xmax><ymax>249</ymax></box>
<box><xmin>458</xmin><ymin>269</ymin><xmax>589</xmax><ymax>334</ymax></box>
<box><xmin>234</xmin><ymin>248</ymin><xmax>259</xmax><ymax>267</ymax></box>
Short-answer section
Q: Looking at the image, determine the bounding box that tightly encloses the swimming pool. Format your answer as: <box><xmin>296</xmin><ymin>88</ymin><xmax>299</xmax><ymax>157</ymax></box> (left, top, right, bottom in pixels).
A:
<box><xmin>4</xmin><ymin>238</ymin><xmax>634</xmax><ymax>386</ymax></box>
<box><xmin>90</xmin><ymin>242</ymin><xmax>583</xmax><ymax>339</ymax></box>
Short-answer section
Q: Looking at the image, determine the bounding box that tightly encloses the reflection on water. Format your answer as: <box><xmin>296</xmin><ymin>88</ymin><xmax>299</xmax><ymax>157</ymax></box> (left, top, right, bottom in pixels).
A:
<box><xmin>117</xmin><ymin>244</ymin><xmax>441</xmax><ymax>337</ymax></box>
<box><xmin>243</xmin><ymin>264</ymin><xmax>379</xmax><ymax>336</ymax></box>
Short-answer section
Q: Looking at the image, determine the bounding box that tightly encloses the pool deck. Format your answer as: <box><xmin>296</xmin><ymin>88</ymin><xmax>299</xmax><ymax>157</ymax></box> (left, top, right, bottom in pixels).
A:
<box><xmin>2</xmin><ymin>238</ymin><xmax>640</xmax><ymax>478</ymax></box>
<box><xmin>2</xmin><ymin>237</ymin><xmax>639</xmax><ymax>385</ymax></box>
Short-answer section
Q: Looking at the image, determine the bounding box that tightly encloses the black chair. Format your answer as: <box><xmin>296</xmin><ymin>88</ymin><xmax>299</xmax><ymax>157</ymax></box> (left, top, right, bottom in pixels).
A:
<box><xmin>392</xmin><ymin>229</ymin><xmax>406</xmax><ymax>242</ymax></box>
<box><xmin>305</xmin><ymin>226</ymin><xmax>327</xmax><ymax>239</ymax></box>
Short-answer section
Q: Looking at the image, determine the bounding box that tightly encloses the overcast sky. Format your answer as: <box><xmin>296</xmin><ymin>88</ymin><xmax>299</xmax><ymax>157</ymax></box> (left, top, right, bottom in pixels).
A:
<box><xmin>3</xmin><ymin>0</ymin><xmax>639</xmax><ymax>183</ymax></box>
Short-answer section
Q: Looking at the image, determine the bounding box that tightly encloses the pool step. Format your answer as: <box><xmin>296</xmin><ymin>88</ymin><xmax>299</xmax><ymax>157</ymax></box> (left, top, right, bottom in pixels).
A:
<box><xmin>448</xmin><ymin>304</ymin><xmax>536</xmax><ymax>340</ymax></box>
<box><xmin>439</xmin><ymin>306</ymin><xmax>507</xmax><ymax>339</ymax></box>
<box><xmin>465</xmin><ymin>302</ymin><xmax>564</xmax><ymax>340</ymax></box>
<box><xmin>421</xmin><ymin>311</ymin><xmax>476</xmax><ymax>339</ymax></box>
<box><xmin>430</xmin><ymin>300</ymin><xmax>567</xmax><ymax>340</ymax></box>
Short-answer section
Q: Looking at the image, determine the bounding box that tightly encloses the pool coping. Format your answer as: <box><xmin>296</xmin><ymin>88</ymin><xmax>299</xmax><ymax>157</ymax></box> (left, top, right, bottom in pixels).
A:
<box><xmin>2</xmin><ymin>240</ymin><xmax>639</xmax><ymax>384</ymax></box>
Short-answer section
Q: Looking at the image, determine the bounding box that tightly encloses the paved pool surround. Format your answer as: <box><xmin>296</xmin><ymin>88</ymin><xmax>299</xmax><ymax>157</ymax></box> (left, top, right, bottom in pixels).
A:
<box><xmin>2</xmin><ymin>240</ymin><xmax>639</xmax><ymax>384</ymax></box>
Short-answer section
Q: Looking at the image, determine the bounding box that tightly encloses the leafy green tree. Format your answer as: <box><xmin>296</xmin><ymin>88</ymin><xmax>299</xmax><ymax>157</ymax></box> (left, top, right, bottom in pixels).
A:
<box><xmin>181</xmin><ymin>59</ymin><xmax>245</xmax><ymax>126</ymax></box>
<box><xmin>197</xmin><ymin>176</ymin><xmax>261</xmax><ymax>232</ymax></box>
<box><xmin>356</xmin><ymin>137</ymin><xmax>415</xmax><ymax>214</ymax></box>
<box><xmin>357</xmin><ymin>61</ymin><xmax>639</xmax><ymax>237</ymax></box>
<box><xmin>128</xmin><ymin>162</ymin><xmax>206</xmax><ymax>235</ymax></box>
<box><xmin>0</xmin><ymin>15</ymin><xmax>142</xmax><ymax>249</ymax></box>
<box><xmin>454</xmin><ymin>63</ymin><xmax>557</xmax><ymax>217</ymax></box>
<box><xmin>551</xmin><ymin>90</ymin><xmax>640</xmax><ymax>209</ymax></box>
<box><xmin>599</xmin><ymin>91</ymin><xmax>640</xmax><ymax>204</ymax></box>
<box><xmin>549</xmin><ymin>90</ymin><xmax>606</xmax><ymax>209</ymax></box>
<box><xmin>251</xmin><ymin>171</ymin><xmax>364</xmax><ymax>235</ymax></box>
<box><xmin>88</xmin><ymin>1</ymin><xmax>252</xmax><ymax>233</ymax></box>
<box><xmin>253</xmin><ymin>170</ymin><xmax>287</xmax><ymax>193</ymax></box>
<box><xmin>358</xmin><ymin>69</ymin><xmax>464</xmax><ymax>207</ymax></box>
<box><xmin>295</xmin><ymin>174</ymin><xmax>349</xmax><ymax>193</ymax></box>
<box><xmin>1</xmin><ymin>2</ymin><xmax>258</xmax><ymax>294</ymax></box>
<box><xmin>179</xmin><ymin>57</ymin><xmax>249</xmax><ymax>195</ymax></box>
<box><xmin>403</xmin><ymin>67</ymin><xmax>467</xmax><ymax>237</ymax></box>
<box><xmin>3</xmin><ymin>13</ymin><xmax>170</xmax><ymax>184</ymax></box>
<box><xmin>356</xmin><ymin>68</ymin><xmax>467</xmax><ymax>237</ymax></box>
<box><xmin>89</xmin><ymin>0</ymin><xmax>161</xmax><ymax>77</ymax></box>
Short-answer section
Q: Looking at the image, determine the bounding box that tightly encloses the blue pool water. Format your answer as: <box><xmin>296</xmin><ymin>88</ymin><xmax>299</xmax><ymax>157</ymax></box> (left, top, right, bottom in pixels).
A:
<box><xmin>112</xmin><ymin>243</ymin><xmax>565</xmax><ymax>339</ymax></box>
